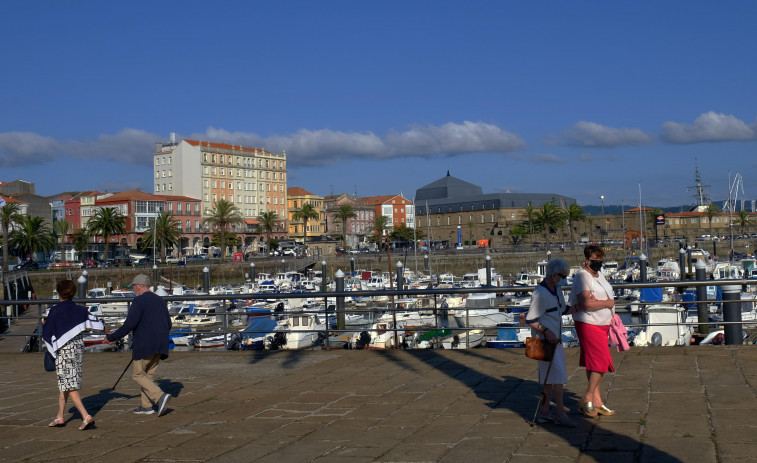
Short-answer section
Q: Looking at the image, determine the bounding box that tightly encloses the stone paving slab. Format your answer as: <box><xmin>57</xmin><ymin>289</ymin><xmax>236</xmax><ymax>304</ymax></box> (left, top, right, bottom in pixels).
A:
<box><xmin>0</xmin><ymin>346</ymin><xmax>756</xmax><ymax>462</ymax></box>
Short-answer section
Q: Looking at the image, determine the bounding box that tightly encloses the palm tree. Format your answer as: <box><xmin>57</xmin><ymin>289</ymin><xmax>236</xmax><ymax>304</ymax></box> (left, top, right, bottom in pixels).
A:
<box><xmin>256</xmin><ymin>210</ymin><xmax>279</xmax><ymax>252</ymax></box>
<box><xmin>1</xmin><ymin>202</ymin><xmax>22</xmax><ymax>273</ymax></box>
<box><xmin>523</xmin><ymin>202</ymin><xmax>538</xmax><ymax>236</ymax></box>
<box><xmin>72</xmin><ymin>228</ymin><xmax>89</xmax><ymax>261</ymax></box>
<box><xmin>367</xmin><ymin>215</ymin><xmax>391</xmax><ymax>245</ymax></box>
<box><xmin>333</xmin><ymin>204</ymin><xmax>356</xmax><ymax>249</ymax></box>
<box><xmin>53</xmin><ymin>219</ymin><xmax>71</xmax><ymax>262</ymax></box>
<box><xmin>141</xmin><ymin>212</ymin><xmax>182</xmax><ymax>263</ymax></box>
<box><xmin>703</xmin><ymin>203</ymin><xmax>721</xmax><ymax>238</ymax></box>
<box><xmin>291</xmin><ymin>203</ymin><xmax>320</xmax><ymax>242</ymax></box>
<box><xmin>533</xmin><ymin>202</ymin><xmax>564</xmax><ymax>248</ymax></box>
<box><xmin>563</xmin><ymin>203</ymin><xmax>585</xmax><ymax>245</ymax></box>
<box><xmin>203</xmin><ymin>199</ymin><xmax>244</xmax><ymax>262</ymax></box>
<box><xmin>8</xmin><ymin>216</ymin><xmax>56</xmax><ymax>261</ymax></box>
<box><xmin>736</xmin><ymin>210</ymin><xmax>751</xmax><ymax>237</ymax></box>
<box><xmin>87</xmin><ymin>207</ymin><xmax>127</xmax><ymax>263</ymax></box>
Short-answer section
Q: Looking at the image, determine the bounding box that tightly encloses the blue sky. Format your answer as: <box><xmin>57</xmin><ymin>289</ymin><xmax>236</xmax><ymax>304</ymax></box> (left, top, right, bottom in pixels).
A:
<box><xmin>2</xmin><ymin>1</ymin><xmax>756</xmax><ymax>209</ymax></box>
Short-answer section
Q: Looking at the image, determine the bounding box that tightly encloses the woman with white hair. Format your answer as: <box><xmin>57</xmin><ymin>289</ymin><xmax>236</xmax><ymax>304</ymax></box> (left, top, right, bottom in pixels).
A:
<box><xmin>525</xmin><ymin>258</ymin><xmax>575</xmax><ymax>427</ymax></box>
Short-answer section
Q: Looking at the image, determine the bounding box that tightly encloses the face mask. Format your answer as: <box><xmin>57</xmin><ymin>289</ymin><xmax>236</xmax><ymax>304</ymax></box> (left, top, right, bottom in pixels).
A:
<box><xmin>556</xmin><ymin>278</ymin><xmax>567</xmax><ymax>288</ymax></box>
<box><xmin>589</xmin><ymin>260</ymin><xmax>603</xmax><ymax>272</ymax></box>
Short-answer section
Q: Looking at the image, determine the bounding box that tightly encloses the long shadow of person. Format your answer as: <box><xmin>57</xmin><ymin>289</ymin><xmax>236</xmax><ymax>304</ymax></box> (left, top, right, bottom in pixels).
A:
<box><xmin>402</xmin><ymin>349</ymin><xmax>683</xmax><ymax>462</ymax></box>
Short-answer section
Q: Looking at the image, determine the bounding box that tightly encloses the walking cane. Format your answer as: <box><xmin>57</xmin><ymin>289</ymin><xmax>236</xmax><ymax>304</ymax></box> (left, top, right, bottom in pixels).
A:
<box><xmin>112</xmin><ymin>359</ymin><xmax>133</xmax><ymax>390</ymax></box>
<box><xmin>529</xmin><ymin>342</ymin><xmax>557</xmax><ymax>427</ymax></box>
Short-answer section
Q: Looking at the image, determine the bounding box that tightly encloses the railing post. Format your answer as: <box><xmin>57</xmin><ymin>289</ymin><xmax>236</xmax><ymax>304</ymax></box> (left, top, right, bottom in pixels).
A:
<box><xmin>695</xmin><ymin>259</ymin><xmax>710</xmax><ymax>335</ymax></box>
<box><xmin>485</xmin><ymin>254</ymin><xmax>492</xmax><ymax>287</ymax></box>
<box><xmin>281</xmin><ymin>259</ymin><xmax>285</xmax><ymax>273</ymax></box>
<box><xmin>152</xmin><ymin>265</ymin><xmax>158</xmax><ymax>288</ymax></box>
<box><xmin>396</xmin><ymin>261</ymin><xmax>404</xmax><ymax>291</ymax></box>
<box><xmin>679</xmin><ymin>247</ymin><xmax>686</xmax><ymax>280</ymax></box>
<box><xmin>722</xmin><ymin>284</ymin><xmax>742</xmax><ymax>345</ymax></box>
<box><xmin>335</xmin><ymin>269</ymin><xmax>345</xmax><ymax>331</ymax></box>
<box><xmin>424</xmin><ymin>254</ymin><xmax>429</xmax><ymax>273</ymax></box>
<box><xmin>686</xmin><ymin>245</ymin><xmax>693</xmax><ymax>278</ymax></box>
<box><xmin>639</xmin><ymin>253</ymin><xmax>647</xmax><ymax>282</ymax></box>
<box><xmin>321</xmin><ymin>260</ymin><xmax>327</xmax><ymax>292</ymax></box>
<box><xmin>350</xmin><ymin>257</ymin><xmax>355</xmax><ymax>276</ymax></box>
<box><xmin>250</xmin><ymin>262</ymin><xmax>255</xmax><ymax>284</ymax></box>
<box><xmin>203</xmin><ymin>267</ymin><xmax>210</xmax><ymax>293</ymax></box>
<box><xmin>77</xmin><ymin>274</ymin><xmax>87</xmax><ymax>299</ymax></box>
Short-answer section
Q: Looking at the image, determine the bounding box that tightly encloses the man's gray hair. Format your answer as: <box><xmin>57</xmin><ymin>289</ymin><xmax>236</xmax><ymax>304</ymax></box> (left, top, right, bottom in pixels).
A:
<box><xmin>545</xmin><ymin>258</ymin><xmax>571</xmax><ymax>277</ymax></box>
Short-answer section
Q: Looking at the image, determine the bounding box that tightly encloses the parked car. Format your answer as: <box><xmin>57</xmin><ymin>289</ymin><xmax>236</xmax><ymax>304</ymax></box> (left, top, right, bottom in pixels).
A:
<box><xmin>14</xmin><ymin>261</ymin><xmax>40</xmax><ymax>271</ymax></box>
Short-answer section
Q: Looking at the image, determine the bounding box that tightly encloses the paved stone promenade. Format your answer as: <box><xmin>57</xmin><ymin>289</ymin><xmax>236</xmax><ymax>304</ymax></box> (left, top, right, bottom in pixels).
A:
<box><xmin>1</xmin><ymin>346</ymin><xmax>756</xmax><ymax>463</ymax></box>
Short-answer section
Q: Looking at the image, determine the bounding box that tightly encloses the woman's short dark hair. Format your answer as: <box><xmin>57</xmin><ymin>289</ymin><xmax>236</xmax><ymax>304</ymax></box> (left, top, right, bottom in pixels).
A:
<box><xmin>56</xmin><ymin>280</ymin><xmax>77</xmax><ymax>301</ymax></box>
<box><xmin>584</xmin><ymin>244</ymin><xmax>605</xmax><ymax>260</ymax></box>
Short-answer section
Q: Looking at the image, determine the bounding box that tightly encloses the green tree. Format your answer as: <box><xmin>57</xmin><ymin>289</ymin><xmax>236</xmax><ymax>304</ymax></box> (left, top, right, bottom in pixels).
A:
<box><xmin>533</xmin><ymin>201</ymin><xmax>564</xmax><ymax>247</ymax></box>
<box><xmin>522</xmin><ymin>202</ymin><xmax>538</xmax><ymax>236</ymax></box>
<box><xmin>367</xmin><ymin>215</ymin><xmax>391</xmax><ymax>244</ymax></box>
<box><xmin>53</xmin><ymin>219</ymin><xmax>71</xmax><ymax>262</ymax></box>
<box><xmin>88</xmin><ymin>207</ymin><xmax>127</xmax><ymax>262</ymax></box>
<box><xmin>72</xmin><ymin>228</ymin><xmax>89</xmax><ymax>260</ymax></box>
<box><xmin>510</xmin><ymin>225</ymin><xmax>527</xmax><ymax>246</ymax></box>
<box><xmin>141</xmin><ymin>212</ymin><xmax>183</xmax><ymax>263</ymax></box>
<box><xmin>703</xmin><ymin>203</ymin><xmax>721</xmax><ymax>237</ymax></box>
<box><xmin>9</xmin><ymin>216</ymin><xmax>56</xmax><ymax>261</ymax></box>
<box><xmin>1</xmin><ymin>202</ymin><xmax>22</xmax><ymax>272</ymax></box>
<box><xmin>736</xmin><ymin>210</ymin><xmax>751</xmax><ymax>237</ymax></box>
<box><xmin>467</xmin><ymin>221</ymin><xmax>475</xmax><ymax>246</ymax></box>
<box><xmin>563</xmin><ymin>203</ymin><xmax>585</xmax><ymax>245</ymax></box>
<box><xmin>211</xmin><ymin>230</ymin><xmax>241</xmax><ymax>249</ymax></box>
<box><xmin>203</xmin><ymin>199</ymin><xmax>244</xmax><ymax>262</ymax></box>
<box><xmin>291</xmin><ymin>203</ymin><xmax>320</xmax><ymax>242</ymax></box>
<box><xmin>333</xmin><ymin>204</ymin><xmax>356</xmax><ymax>249</ymax></box>
<box><xmin>389</xmin><ymin>223</ymin><xmax>415</xmax><ymax>242</ymax></box>
<box><xmin>256</xmin><ymin>211</ymin><xmax>279</xmax><ymax>252</ymax></box>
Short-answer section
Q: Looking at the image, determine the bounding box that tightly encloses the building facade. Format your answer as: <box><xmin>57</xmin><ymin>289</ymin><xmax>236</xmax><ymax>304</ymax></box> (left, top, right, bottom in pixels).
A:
<box><xmin>414</xmin><ymin>172</ymin><xmax>577</xmax><ymax>248</ymax></box>
<box><xmin>153</xmin><ymin>138</ymin><xmax>287</xmax><ymax>223</ymax></box>
<box><xmin>323</xmin><ymin>193</ymin><xmax>375</xmax><ymax>249</ymax></box>
<box><xmin>286</xmin><ymin>187</ymin><xmax>324</xmax><ymax>241</ymax></box>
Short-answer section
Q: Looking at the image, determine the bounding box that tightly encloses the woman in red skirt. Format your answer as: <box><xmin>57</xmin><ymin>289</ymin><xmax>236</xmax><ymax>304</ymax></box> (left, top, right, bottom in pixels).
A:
<box><xmin>568</xmin><ymin>244</ymin><xmax>616</xmax><ymax>417</ymax></box>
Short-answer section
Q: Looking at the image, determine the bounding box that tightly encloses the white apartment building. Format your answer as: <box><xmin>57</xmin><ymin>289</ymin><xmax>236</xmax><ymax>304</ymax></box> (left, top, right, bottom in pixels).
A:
<box><xmin>153</xmin><ymin>137</ymin><xmax>287</xmax><ymax>221</ymax></box>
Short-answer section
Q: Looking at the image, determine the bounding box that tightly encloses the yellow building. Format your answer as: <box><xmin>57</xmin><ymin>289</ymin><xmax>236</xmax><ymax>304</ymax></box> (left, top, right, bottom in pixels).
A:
<box><xmin>287</xmin><ymin>187</ymin><xmax>324</xmax><ymax>241</ymax></box>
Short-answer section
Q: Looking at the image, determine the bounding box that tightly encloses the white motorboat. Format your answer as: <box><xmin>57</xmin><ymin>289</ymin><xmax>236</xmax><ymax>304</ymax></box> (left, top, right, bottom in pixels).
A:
<box><xmin>442</xmin><ymin>329</ymin><xmax>485</xmax><ymax>349</ymax></box>
<box><xmin>631</xmin><ymin>304</ymin><xmax>692</xmax><ymax>346</ymax></box>
<box><xmin>266</xmin><ymin>313</ymin><xmax>325</xmax><ymax>350</ymax></box>
<box><xmin>454</xmin><ymin>293</ymin><xmax>513</xmax><ymax>327</ymax></box>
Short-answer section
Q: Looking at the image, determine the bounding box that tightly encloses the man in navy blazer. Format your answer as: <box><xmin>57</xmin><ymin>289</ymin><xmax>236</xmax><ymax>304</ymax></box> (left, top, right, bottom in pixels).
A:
<box><xmin>107</xmin><ymin>274</ymin><xmax>173</xmax><ymax>416</ymax></box>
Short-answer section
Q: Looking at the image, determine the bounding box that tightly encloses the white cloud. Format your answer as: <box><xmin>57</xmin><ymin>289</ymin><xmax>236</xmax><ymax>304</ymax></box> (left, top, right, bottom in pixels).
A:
<box><xmin>0</xmin><ymin>122</ymin><xmax>526</xmax><ymax>169</ymax></box>
<box><xmin>561</xmin><ymin>121</ymin><xmax>653</xmax><ymax>147</ymax></box>
<box><xmin>196</xmin><ymin>121</ymin><xmax>526</xmax><ymax>167</ymax></box>
<box><xmin>661</xmin><ymin>111</ymin><xmax>757</xmax><ymax>144</ymax></box>
<box><xmin>578</xmin><ymin>153</ymin><xmax>593</xmax><ymax>162</ymax></box>
<box><xmin>0</xmin><ymin>132</ymin><xmax>59</xmax><ymax>167</ymax></box>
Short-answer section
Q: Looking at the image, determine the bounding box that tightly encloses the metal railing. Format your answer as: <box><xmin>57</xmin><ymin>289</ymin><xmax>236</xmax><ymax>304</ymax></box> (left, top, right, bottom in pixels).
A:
<box><xmin>3</xmin><ymin>277</ymin><xmax>757</xmax><ymax>352</ymax></box>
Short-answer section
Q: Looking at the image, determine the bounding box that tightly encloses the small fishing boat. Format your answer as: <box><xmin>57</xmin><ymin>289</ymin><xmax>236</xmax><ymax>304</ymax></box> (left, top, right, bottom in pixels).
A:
<box><xmin>442</xmin><ymin>329</ymin><xmax>485</xmax><ymax>349</ymax></box>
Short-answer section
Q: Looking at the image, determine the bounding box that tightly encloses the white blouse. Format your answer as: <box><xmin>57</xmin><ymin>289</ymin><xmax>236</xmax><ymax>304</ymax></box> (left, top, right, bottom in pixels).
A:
<box><xmin>569</xmin><ymin>268</ymin><xmax>615</xmax><ymax>326</ymax></box>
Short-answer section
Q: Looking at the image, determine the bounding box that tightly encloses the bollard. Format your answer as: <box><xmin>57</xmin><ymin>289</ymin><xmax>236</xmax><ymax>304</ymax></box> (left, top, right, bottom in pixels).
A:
<box><xmin>695</xmin><ymin>260</ymin><xmax>710</xmax><ymax>335</ymax></box>
<box><xmin>203</xmin><ymin>267</ymin><xmax>210</xmax><ymax>293</ymax></box>
<box><xmin>679</xmin><ymin>248</ymin><xmax>686</xmax><ymax>280</ymax></box>
<box><xmin>350</xmin><ymin>257</ymin><xmax>355</xmax><ymax>276</ymax></box>
<box><xmin>396</xmin><ymin>261</ymin><xmax>404</xmax><ymax>291</ymax></box>
<box><xmin>722</xmin><ymin>284</ymin><xmax>742</xmax><ymax>345</ymax></box>
<box><xmin>82</xmin><ymin>269</ymin><xmax>88</xmax><ymax>286</ymax></box>
<box><xmin>152</xmin><ymin>265</ymin><xmax>158</xmax><ymax>288</ymax></box>
<box><xmin>335</xmin><ymin>269</ymin><xmax>345</xmax><ymax>330</ymax></box>
<box><xmin>250</xmin><ymin>262</ymin><xmax>255</xmax><ymax>283</ymax></box>
<box><xmin>485</xmin><ymin>255</ymin><xmax>492</xmax><ymax>287</ymax></box>
<box><xmin>321</xmin><ymin>261</ymin><xmax>327</xmax><ymax>292</ymax></box>
<box><xmin>639</xmin><ymin>253</ymin><xmax>647</xmax><ymax>282</ymax></box>
<box><xmin>77</xmin><ymin>274</ymin><xmax>87</xmax><ymax>299</ymax></box>
<box><xmin>686</xmin><ymin>246</ymin><xmax>693</xmax><ymax>277</ymax></box>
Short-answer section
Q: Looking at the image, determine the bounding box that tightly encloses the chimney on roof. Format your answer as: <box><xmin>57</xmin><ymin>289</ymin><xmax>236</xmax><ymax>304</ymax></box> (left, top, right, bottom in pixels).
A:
<box><xmin>170</xmin><ymin>132</ymin><xmax>176</xmax><ymax>144</ymax></box>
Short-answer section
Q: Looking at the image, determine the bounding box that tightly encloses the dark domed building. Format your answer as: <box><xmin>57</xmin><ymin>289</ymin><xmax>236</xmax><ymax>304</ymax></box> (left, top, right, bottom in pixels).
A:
<box><xmin>414</xmin><ymin>171</ymin><xmax>576</xmax><ymax>247</ymax></box>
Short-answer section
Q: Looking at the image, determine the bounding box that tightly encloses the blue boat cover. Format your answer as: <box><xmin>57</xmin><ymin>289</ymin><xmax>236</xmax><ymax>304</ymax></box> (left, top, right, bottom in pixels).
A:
<box><xmin>639</xmin><ymin>287</ymin><xmax>663</xmax><ymax>303</ymax></box>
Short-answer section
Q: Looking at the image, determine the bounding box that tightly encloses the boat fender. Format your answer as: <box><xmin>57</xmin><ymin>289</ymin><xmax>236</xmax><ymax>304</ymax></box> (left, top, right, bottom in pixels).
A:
<box><xmin>651</xmin><ymin>332</ymin><xmax>663</xmax><ymax>346</ymax></box>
